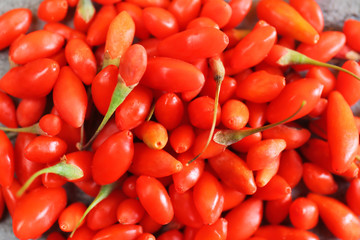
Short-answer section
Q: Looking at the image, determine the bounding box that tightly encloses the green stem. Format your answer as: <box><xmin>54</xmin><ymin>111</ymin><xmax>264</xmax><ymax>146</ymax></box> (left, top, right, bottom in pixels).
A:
<box><xmin>17</xmin><ymin>159</ymin><xmax>83</xmax><ymax>197</ymax></box>
<box><xmin>214</xmin><ymin>101</ymin><xmax>306</xmax><ymax>146</ymax></box>
<box><xmin>70</xmin><ymin>182</ymin><xmax>117</xmax><ymax>237</ymax></box>
<box><xmin>278</xmin><ymin>48</ymin><xmax>360</xmax><ymax>82</ymax></box>
<box><xmin>187</xmin><ymin>57</ymin><xmax>224</xmax><ymax>165</ymax></box>
<box><xmin>77</xmin><ymin>0</ymin><xmax>95</xmax><ymax>23</ymax></box>
<box><xmin>102</xmin><ymin>51</ymin><xmax>120</xmax><ymax>69</ymax></box>
<box><xmin>306</xmin><ymin>58</ymin><xmax>360</xmax><ymax>81</ymax></box>
<box><xmin>146</xmin><ymin>102</ymin><xmax>156</xmax><ymax>121</ymax></box>
<box><xmin>0</xmin><ymin>123</ymin><xmax>42</xmax><ymax>135</ymax></box>
<box><xmin>80</xmin><ymin>79</ymin><xmax>134</xmax><ymax>150</ymax></box>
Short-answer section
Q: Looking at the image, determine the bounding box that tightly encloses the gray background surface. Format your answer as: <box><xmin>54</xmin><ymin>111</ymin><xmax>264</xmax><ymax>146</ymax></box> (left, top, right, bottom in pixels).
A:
<box><xmin>0</xmin><ymin>0</ymin><xmax>360</xmax><ymax>239</ymax></box>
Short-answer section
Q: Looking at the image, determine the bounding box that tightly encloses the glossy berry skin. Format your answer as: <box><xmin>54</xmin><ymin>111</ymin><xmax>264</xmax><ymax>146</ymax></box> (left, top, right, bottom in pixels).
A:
<box><xmin>235</xmin><ymin>70</ymin><xmax>285</xmax><ymax>103</ymax></box>
<box><xmin>91</xmin><ymin>65</ymin><xmax>118</xmax><ymax>115</ymax></box>
<box><xmin>143</xmin><ymin>7</ymin><xmax>179</xmax><ymax>39</ymax></box>
<box><xmin>136</xmin><ymin>176</ymin><xmax>174</xmax><ymax>225</ymax></box>
<box><xmin>231</xmin><ymin>21</ymin><xmax>277</xmax><ymax>73</ymax></box>
<box><xmin>12</xmin><ymin>187</ymin><xmax>67</xmax><ymax>239</ymax></box>
<box><xmin>346</xmin><ymin>178</ymin><xmax>360</xmax><ymax>215</ymax></box>
<box><xmin>195</xmin><ymin>217</ymin><xmax>228</xmax><ymax>240</ymax></box>
<box><xmin>289</xmin><ymin>0</ymin><xmax>324</xmax><ymax>33</ymax></box>
<box><xmin>141</xmin><ymin>57</ymin><xmax>205</xmax><ymax>92</ymax></box>
<box><xmin>200</xmin><ymin>0</ymin><xmax>232</xmax><ymax>28</ymax></box>
<box><xmin>58</xmin><ymin>202</ymin><xmax>86</xmax><ymax>232</ymax></box>
<box><xmin>39</xmin><ymin>114</ymin><xmax>62</xmax><ymax>136</ymax></box>
<box><xmin>37</xmin><ymin>0</ymin><xmax>68</xmax><ymax>22</ymax></box>
<box><xmin>254</xmin><ymin>225</ymin><xmax>319</xmax><ymax>240</ymax></box>
<box><xmin>65</xmin><ymin>38</ymin><xmax>97</xmax><ymax>85</ymax></box>
<box><xmin>86</xmin><ymin>4</ymin><xmax>117</xmax><ymax>46</ymax></box>
<box><xmin>0</xmin><ymin>8</ymin><xmax>32</xmax><ymax>50</ymax></box>
<box><xmin>221</xmin><ymin>99</ymin><xmax>249</xmax><ymax>130</ymax></box>
<box><xmin>116</xmin><ymin>2</ymin><xmax>150</xmax><ymax>40</ymax></box>
<box><xmin>115</xmin><ymin>86</ymin><xmax>153</xmax><ymax>130</ymax></box>
<box><xmin>266</xmin><ymin>78</ymin><xmax>323</xmax><ymax>124</ymax></box>
<box><xmin>53</xmin><ymin>66</ymin><xmax>88</xmax><ymax>128</ymax></box>
<box><xmin>256</xmin><ymin>0</ymin><xmax>319</xmax><ymax>44</ymax></box>
<box><xmin>265</xmin><ymin>193</ymin><xmax>292</xmax><ymax>225</ymax></box>
<box><xmin>188</xmin><ymin>96</ymin><xmax>221</xmax><ymax>129</ymax></box>
<box><xmin>154</xmin><ymin>92</ymin><xmax>184</xmax><ymax>130</ymax></box>
<box><xmin>289</xmin><ymin>197</ymin><xmax>319</xmax><ymax>230</ymax></box>
<box><xmin>14</xmin><ymin>133</ymin><xmax>44</xmax><ymax>191</ymax></box>
<box><xmin>335</xmin><ymin>60</ymin><xmax>360</xmax><ymax>106</ymax></box>
<box><xmin>343</xmin><ymin>19</ymin><xmax>360</xmax><ymax>52</ymax></box>
<box><xmin>302</xmin><ymin>163</ymin><xmax>338</xmax><ymax>195</ymax></box>
<box><xmin>193</xmin><ymin>171</ymin><xmax>224</xmax><ymax>225</ymax></box>
<box><xmin>9</xmin><ymin>30</ymin><xmax>65</xmax><ymax>64</ymax></box>
<box><xmin>157</xmin><ymin>27</ymin><xmax>229</xmax><ymax>61</ymax></box>
<box><xmin>308</xmin><ymin>193</ymin><xmax>360</xmax><ymax>240</ymax></box>
<box><xmin>226</xmin><ymin>198</ymin><xmax>263</xmax><ymax>240</ymax></box>
<box><xmin>224</xmin><ymin>0</ymin><xmax>252</xmax><ymax>29</ymax></box>
<box><xmin>0</xmin><ymin>58</ymin><xmax>60</xmax><ymax>99</ymax></box>
<box><xmin>0</xmin><ymin>131</ymin><xmax>14</xmax><ymax>187</ymax></box>
<box><xmin>0</xmin><ymin>91</ymin><xmax>17</xmax><ymax>128</ymax></box>
<box><xmin>129</xmin><ymin>143</ymin><xmax>183</xmax><ymax>178</ymax></box>
<box><xmin>172</xmin><ymin>152</ymin><xmax>204</xmax><ymax>193</ymax></box>
<box><xmin>17</xmin><ymin>97</ymin><xmax>46</xmax><ymax>127</ymax></box>
<box><xmin>24</xmin><ymin>135</ymin><xmax>67</xmax><ymax>163</ymax></box>
<box><xmin>168</xmin><ymin>0</ymin><xmax>201</xmax><ymax>29</ymax></box>
<box><xmin>327</xmin><ymin>91</ymin><xmax>359</xmax><ymax>173</ymax></box>
<box><xmin>92</xmin><ymin>130</ymin><xmax>134</xmax><ymax>185</ymax></box>
<box><xmin>87</xmin><ymin>190</ymin><xmax>126</xmax><ymax>230</ymax></box>
<box><xmin>208</xmin><ymin>149</ymin><xmax>256</xmax><ymax>195</ymax></box>
<box><xmin>92</xmin><ymin>224</ymin><xmax>143</xmax><ymax>240</ymax></box>
<box><xmin>117</xmin><ymin>198</ymin><xmax>145</xmax><ymax>225</ymax></box>
<box><xmin>168</xmin><ymin>184</ymin><xmax>203</xmax><ymax>228</ymax></box>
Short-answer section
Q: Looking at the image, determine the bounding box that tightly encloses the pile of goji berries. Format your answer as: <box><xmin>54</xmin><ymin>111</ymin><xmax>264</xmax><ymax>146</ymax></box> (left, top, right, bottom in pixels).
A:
<box><xmin>0</xmin><ymin>0</ymin><xmax>360</xmax><ymax>239</ymax></box>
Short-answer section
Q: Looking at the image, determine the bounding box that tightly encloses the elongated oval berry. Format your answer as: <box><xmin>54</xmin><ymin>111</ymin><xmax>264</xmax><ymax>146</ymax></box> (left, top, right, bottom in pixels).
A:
<box><xmin>9</xmin><ymin>30</ymin><xmax>65</xmax><ymax>64</ymax></box>
<box><xmin>308</xmin><ymin>193</ymin><xmax>360</xmax><ymax>240</ymax></box>
<box><xmin>65</xmin><ymin>38</ymin><xmax>97</xmax><ymax>85</ymax></box>
<box><xmin>129</xmin><ymin>143</ymin><xmax>183</xmax><ymax>178</ymax></box>
<box><xmin>118</xmin><ymin>44</ymin><xmax>147</xmax><ymax>87</ymax></box>
<box><xmin>141</xmin><ymin>57</ymin><xmax>205</xmax><ymax>92</ymax></box>
<box><xmin>92</xmin><ymin>224</ymin><xmax>143</xmax><ymax>240</ymax></box>
<box><xmin>105</xmin><ymin>11</ymin><xmax>135</xmax><ymax>60</ymax></box>
<box><xmin>92</xmin><ymin>130</ymin><xmax>134</xmax><ymax>185</ymax></box>
<box><xmin>157</xmin><ymin>27</ymin><xmax>228</xmax><ymax>61</ymax></box>
<box><xmin>0</xmin><ymin>91</ymin><xmax>17</xmax><ymax>128</ymax></box>
<box><xmin>53</xmin><ymin>66</ymin><xmax>88</xmax><ymax>128</ymax></box>
<box><xmin>0</xmin><ymin>58</ymin><xmax>60</xmax><ymax>98</ymax></box>
<box><xmin>208</xmin><ymin>149</ymin><xmax>256</xmax><ymax>195</ymax></box>
<box><xmin>327</xmin><ymin>91</ymin><xmax>359</xmax><ymax>173</ymax></box>
<box><xmin>0</xmin><ymin>8</ymin><xmax>32</xmax><ymax>50</ymax></box>
<box><xmin>193</xmin><ymin>171</ymin><xmax>224</xmax><ymax>225</ymax></box>
<box><xmin>266</xmin><ymin>78</ymin><xmax>323</xmax><ymax>123</ymax></box>
<box><xmin>289</xmin><ymin>0</ymin><xmax>324</xmax><ymax>33</ymax></box>
<box><xmin>115</xmin><ymin>86</ymin><xmax>154</xmax><ymax>131</ymax></box>
<box><xmin>136</xmin><ymin>176</ymin><xmax>174</xmax><ymax>225</ymax></box>
<box><xmin>24</xmin><ymin>136</ymin><xmax>67</xmax><ymax>163</ymax></box>
<box><xmin>256</xmin><ymin>0</ymin><xmax>319</xmax><ymax>44</ymax></box>
<box><xmin>142</xmin><ymin>7</ymin><xmax>179</xmax><ymax>39</ymax></box>
<box><xmin>226</xmin><ymin>198</ymin><xmax>263</xmax><ymax>240</ymax></box>
<box><xmin>0</xmin><ymin>131</ymin><xmax>14</xmax><ymax>187</ymax></box>
<box><xmin>231</xmin><ymin>22</ymin><xmax>277</xmax><ymax>73</ymax></box>
<box><xmin>37</xmin><ymin>0</ymin><xmax>68</xmax><ymax>22</ymax></box>
<box><xmin>12</xmin><ymin>187</ymin><xmax>67</xmax><ymax>239</ymax></box>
